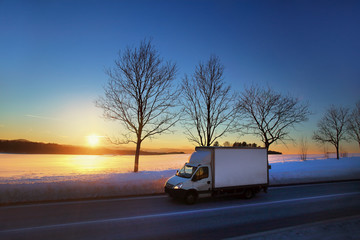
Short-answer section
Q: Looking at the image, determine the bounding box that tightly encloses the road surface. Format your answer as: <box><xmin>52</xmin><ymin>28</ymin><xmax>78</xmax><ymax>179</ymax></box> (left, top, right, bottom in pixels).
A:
<box><xmin>1</xmin><ymin>181</ymin><xmax>359</xmax><ymax>239</ymax></box>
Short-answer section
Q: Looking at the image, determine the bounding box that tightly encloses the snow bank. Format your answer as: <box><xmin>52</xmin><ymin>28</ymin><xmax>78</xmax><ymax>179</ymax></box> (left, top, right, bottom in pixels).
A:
<box><xmin>269</xmin><ymin>157</ymin><xmax>360</xmax><ymax>185</ymax></box>
<box><xmin>0</xmin><ymin>170</ymin><xmax>175</xmax><ymax>204</ymax></box>
<box><xmin>0</xmin><ymin>155</ymin><xmax>359</xmax><ymax>204</ymax></box>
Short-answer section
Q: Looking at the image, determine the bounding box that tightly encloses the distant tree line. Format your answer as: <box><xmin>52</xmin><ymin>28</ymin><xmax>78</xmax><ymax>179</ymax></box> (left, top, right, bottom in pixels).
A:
<box><xmin>212</xmin><ymin>140</ymin><xmax>281</xmax><ymax>154</ymax></box>
<box><xmin>213</xmin><ymin>141</ymin><xmax>258</xmax><ymax>148</ymax></box>
<box><xmin>232</xmin><ymin>141</ymin><xmax>258</xmax><ymax>148</ymax></box>
<box><xmin>0</xmin><ymin>139</ymin><xmax>184</xmax><ymax>155</ymax></box>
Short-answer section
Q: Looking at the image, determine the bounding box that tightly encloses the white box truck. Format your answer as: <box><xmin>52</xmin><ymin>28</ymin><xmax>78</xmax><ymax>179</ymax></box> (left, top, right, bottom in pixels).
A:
<box><xmin>165</xmin><ymin>147</ymin><xmax>269</xmax><ymax>204</ymax></box>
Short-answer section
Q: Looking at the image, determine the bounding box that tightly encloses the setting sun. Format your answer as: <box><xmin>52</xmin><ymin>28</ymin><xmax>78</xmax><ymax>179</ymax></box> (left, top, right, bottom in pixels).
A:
<box><xmin>87</xmin><ymin>134</ymin><xmax>100</xmax><ymax>147</ymax></box>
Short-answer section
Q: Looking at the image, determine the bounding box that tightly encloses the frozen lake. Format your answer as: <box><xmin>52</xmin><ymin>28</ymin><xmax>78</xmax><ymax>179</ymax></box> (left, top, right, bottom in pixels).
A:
<box><xmin>1</xmin><ymin>152</ymin><xmax>358</xmax><ymax>182</ymax></box>
<box><xmin>0</xmin><ymin>154</ymin><xmax>188</xmax><ymax>180</ymax></box>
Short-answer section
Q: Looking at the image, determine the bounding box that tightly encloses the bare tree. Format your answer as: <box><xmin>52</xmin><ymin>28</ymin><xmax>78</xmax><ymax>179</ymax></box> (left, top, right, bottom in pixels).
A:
<box><xmin>313</xmin><ymin>105</ymin><xmax>349</xmax><ymax>159</ymax></box>
<box><xmin>299</xmin><ymin>136</ymin><xmax>308</xmax><ymax>161</ymax></box>
<box><xmin>237</xmin><ymin>85</ymin><xmax>310</xmax><ymax>150</ymax></box>
<box><xmin>347</xmin><ymin>101</ymin><xmax>360</xmax><ymax>149</ymax></box>
<box><xmin>181</xmin><ymin>55</ymin><xmax>237</xmax><ymax>146</ymax></box>
<box><xmin>96</xmin><ymin>39</ymin><xmax>178</xmax><ymax>172</ymax></box>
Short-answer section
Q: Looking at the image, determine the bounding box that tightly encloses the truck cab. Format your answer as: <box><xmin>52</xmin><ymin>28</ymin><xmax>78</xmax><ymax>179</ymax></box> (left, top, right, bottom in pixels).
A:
<box><xmin>165</xmin><ymin>150</ymin><xmax>212</xmax><ymax>204</ymax></box>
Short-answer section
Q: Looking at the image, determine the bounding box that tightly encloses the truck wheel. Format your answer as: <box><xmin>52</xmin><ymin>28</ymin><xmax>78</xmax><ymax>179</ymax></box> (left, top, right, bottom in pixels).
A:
<box><xmin>185</xmin><ymin>191</ymin><xmax>197</xmax><ymax>205</ymax></box>
<box><xmin>243</xmin><ymin>189</ymin><xmax>253</xmax><ymax>199</ymax></box>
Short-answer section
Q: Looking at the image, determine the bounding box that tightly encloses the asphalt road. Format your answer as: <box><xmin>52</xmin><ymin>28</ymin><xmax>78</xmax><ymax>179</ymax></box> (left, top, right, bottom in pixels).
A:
<box><xmin>1</xmin><ymin>181</ymin><xmax>359</xmax><ymax>240</ymax></box>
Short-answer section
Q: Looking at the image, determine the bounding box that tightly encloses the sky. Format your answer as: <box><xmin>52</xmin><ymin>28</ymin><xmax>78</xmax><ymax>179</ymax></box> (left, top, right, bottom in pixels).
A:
<box><xmin>0</xmin><ymin>0</ymin><xmax>359</xmax><ymax>154</ymax></box>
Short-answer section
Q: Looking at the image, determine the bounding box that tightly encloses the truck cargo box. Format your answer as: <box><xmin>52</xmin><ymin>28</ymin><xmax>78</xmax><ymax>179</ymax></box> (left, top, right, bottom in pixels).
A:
<box><xmin>211</xmin><ymin>148</ymin><xmax>268</xmax><ymax>188</ymax></box>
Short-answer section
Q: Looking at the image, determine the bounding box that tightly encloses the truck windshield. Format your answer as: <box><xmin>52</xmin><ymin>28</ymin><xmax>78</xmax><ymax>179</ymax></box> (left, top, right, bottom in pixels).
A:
<box><xmin>176</xmin><ymin>165</ymin><xmax>197</xmax><ymax>178</ymax></box>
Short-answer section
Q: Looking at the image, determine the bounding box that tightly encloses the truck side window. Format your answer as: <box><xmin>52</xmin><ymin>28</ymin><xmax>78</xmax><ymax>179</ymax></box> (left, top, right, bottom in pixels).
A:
<box><xmin>193</xmin><ymin>167</ymin><xmax>209</xmax><ymax>181</ymax></box>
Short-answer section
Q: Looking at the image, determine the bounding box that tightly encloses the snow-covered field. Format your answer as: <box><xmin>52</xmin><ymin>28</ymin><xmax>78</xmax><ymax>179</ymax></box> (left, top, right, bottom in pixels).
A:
<box><xmin>0</xmin><ymin>153</ymin><xmax>359</xmax><ymax>204</ymax></box>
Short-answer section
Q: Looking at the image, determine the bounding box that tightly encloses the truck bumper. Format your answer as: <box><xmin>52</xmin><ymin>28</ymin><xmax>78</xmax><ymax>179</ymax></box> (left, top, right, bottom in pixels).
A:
<box><xmin>164</xmin><ymin>187</ymin><xmax>187</xmax><ymax>199</ymax></box>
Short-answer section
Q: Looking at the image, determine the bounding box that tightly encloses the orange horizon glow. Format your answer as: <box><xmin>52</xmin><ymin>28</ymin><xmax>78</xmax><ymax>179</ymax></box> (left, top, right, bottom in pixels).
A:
<box><xmin>1</xmin><ymin>134</ymin><xmax>359</xmax><ymax>155</ymax></box>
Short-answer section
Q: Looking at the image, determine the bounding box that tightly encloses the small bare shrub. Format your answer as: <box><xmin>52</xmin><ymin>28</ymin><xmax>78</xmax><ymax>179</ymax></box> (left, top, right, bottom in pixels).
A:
<box><xmin>340</xmin><ymin>148</ymin><xmax>348</xmax><ymax>158</ymax></box>
<box><xmin>323</xmin><ymin>145</ymin><xmax>329</xmax><ymax>159</ymax></box>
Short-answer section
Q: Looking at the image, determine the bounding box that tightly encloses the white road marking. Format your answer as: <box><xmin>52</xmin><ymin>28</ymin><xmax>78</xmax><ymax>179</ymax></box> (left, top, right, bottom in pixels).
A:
<box><xmin>270</xmin><ymin>180</ymin><xmax>360</xmax><ymax>189</ymax></box>
<box><xmin>1</xmin><ymin>195</ymin><xmax>167</xmax><ymax>209</ymax></box>
<box><xmin>1</xmin><ymin>191</ymin><xmax>359</xmax><ymax>234</ymax></box>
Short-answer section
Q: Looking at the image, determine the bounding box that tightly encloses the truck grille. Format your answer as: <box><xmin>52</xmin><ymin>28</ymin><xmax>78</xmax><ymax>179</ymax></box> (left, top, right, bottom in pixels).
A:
<box><xmin>165</xmin><ymin>182</ymin><xmax>174</xmax><ymax>188</ymax></box>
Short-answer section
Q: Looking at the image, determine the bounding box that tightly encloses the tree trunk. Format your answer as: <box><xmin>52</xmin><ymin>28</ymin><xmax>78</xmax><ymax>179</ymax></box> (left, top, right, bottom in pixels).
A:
<box><xmin>336</xmin><ymin>144</ymin><xmax>339</xmax><ymax>160</ymax></box>
<box><xmin>264</xmin><ymin>141</ymin><xmax>270</xmax><ymax>150</ymax></box>
<box><xmin>134</xmin><ymin>139</ymin><xmax>142</xmax><ymax>172</ymax></box>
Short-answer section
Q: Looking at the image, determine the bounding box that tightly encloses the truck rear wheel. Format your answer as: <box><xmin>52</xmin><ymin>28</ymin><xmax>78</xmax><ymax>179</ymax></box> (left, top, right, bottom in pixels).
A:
<box><xmin>243</xmin><ymin>189</ymin><xmax>253</xmax><ymax>199</ymax></box>
<box><xmin>185</xmin><ymin>191</ymin><xmax>197</xmax><ymax>205</ymax></box>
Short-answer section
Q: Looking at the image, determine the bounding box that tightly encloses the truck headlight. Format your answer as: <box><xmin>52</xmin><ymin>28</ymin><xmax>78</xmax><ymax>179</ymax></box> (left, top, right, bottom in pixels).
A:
<box><xmin>173</xmin><ymin>183</ymin><xmax>183</xmax><ymax>189</ymax></box>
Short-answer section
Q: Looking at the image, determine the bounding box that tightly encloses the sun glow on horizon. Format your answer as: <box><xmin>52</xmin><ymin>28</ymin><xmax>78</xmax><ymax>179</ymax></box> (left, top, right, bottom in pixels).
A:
<box><xmin>87</xmin><ymin>134</ymin><xmax>100</xmax><ymax>147</ymax></box>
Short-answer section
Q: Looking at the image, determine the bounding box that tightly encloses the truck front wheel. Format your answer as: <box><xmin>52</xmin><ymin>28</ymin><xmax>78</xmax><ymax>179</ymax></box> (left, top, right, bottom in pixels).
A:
<box><xmin>243</xmin><ymin>189</ymin><xmax>253</xmax><ymax>199</ymax></box>
<box><xmin>185</xmin><ymin>191</ymin><xmax>198</xmax><ymax>205</ymax></box>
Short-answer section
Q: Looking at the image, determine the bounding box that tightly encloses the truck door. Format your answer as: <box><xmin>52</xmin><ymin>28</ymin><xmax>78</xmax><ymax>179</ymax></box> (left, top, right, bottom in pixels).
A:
<box><xmin>192</xmin><ymin>166</ymin><xmax>211</xmax><ymax>192</ymax></box>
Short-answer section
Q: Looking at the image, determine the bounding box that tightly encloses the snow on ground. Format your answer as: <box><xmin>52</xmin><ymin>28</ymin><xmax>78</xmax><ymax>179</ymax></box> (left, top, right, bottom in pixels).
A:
<box><xmin>0</xmin><ymin>154</ymin><xmax>359</xmax><ymax>204</ymax></box>
<box><xmin>269</xmin><ymin>156</ymin><xmax>360</xmax><ymax>185</ymax></box>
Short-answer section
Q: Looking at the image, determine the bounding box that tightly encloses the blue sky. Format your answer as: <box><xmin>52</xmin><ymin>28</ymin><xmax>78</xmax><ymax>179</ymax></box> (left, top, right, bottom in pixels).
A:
<box><xmin>0</xmin><ymin>0</ymin><xmax>359</xmax><ymax>153</ymax></box>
